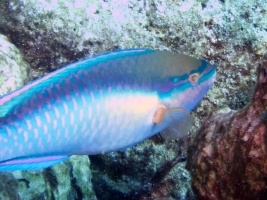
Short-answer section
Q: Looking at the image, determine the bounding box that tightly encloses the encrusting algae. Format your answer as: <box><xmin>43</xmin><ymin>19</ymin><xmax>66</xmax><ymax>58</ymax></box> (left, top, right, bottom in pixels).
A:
<box><xmin>186</xmin><ymin>53</ymin><xmax>267</xmax><ymax>200</ymax></box>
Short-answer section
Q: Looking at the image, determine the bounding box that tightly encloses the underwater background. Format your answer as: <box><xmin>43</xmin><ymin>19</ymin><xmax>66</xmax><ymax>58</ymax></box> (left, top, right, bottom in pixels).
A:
<box><xmin>0</xmin><ymin>0</ymin><xmax>266</xmax><ymax>199</ymax></box>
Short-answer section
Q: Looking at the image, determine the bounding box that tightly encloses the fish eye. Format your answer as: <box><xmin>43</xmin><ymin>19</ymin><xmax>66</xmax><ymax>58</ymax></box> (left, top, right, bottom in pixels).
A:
<box><xmin>189</xmin><ymin>73</ymin><xmax>199</xmax><ymax>84</ymax></box>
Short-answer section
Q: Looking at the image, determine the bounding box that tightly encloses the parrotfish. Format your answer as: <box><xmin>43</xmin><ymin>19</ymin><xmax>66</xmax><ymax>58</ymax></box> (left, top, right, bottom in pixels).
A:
<box><xmin>0</xmin><ymin>49</ymin><xmax>216</xmax><ymax>171</ymax></box>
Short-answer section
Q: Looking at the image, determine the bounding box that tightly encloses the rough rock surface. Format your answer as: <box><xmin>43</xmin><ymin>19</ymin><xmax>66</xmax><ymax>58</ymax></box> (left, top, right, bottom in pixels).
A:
<box><xmin>0</xmin><ymin>0</ymin><xmax>266</xmax><ymax>199</ymax></box>
<box><xmin>186</xmin><ymin>54</ymin><xmax>267</xmax><ymax>200</ymax></box>
<box><xmin>1</xmin><ymin>156</ymin><xmax>96</xmax><ymax>200</ymax></box>
<box><xmin>0</xmin><ymin>172</ymin><xmax>19</xmax><ymax>200</ymax></box>
<box><xmin>0</xmin><ymin>34</ymin><xmax>28</xmax><ymax>95</ymax></box>
<box><xmin>90</xmin><ymin>140</ymin><xmax>194</xmax><ymax>200</ymax></box>
<box><xmin>0</xmin><ymin>0</ymin><xmax>266</xmax><ymax>129</ymax></box>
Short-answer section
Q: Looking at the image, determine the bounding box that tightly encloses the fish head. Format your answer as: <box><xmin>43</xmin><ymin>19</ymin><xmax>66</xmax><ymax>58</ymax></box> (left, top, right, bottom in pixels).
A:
<box><xmin>155</xmin><ymin>52</ymin><xmax>216</xmax><ymax>111</ymax></box>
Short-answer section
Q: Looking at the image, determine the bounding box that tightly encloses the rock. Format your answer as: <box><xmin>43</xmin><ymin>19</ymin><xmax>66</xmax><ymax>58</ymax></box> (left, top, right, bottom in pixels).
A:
<box><xmin>0</xmin><ymin>0</ymin><xmax>267</xmax><ymax>199</ymax></box>
<box><xmin>0</xmin><ymin>0</ymin><xmax>266</xmax><ymax>131</ymax></box>
<box><xmin>0</xmin><ymin>34</ymin><xmax>29</xmax><ymax>95</ymax></box>
<box><xmin>1</xmin><ymin>156</ymin><xmax>96</xmax><ymax>200</ymax></box>
<box><xmin>90</xmin><ymin>140</ymin><xmax>193</xmax><ymax>200</ymax></box>
<box><xmin>0</xmin><ymin>172</ymin><xmax>19</xmax><ymax>200</ymax></box>
<box><xmin>186</xmin><ymin>54</ymin><xmax>267</xmax><ymax>200</ymax></box>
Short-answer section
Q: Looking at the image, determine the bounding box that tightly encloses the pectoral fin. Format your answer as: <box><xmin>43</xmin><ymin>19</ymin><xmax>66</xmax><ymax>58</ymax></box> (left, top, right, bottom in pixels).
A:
<box><xmin>0</xmin><ymin>155</ymin><xmax>69</xmax><ymax>171</ymax></box>
<box><xmin>152</xmin><ymin>105</ymin><xmax>193</xmax><ymax>140</ymax></box>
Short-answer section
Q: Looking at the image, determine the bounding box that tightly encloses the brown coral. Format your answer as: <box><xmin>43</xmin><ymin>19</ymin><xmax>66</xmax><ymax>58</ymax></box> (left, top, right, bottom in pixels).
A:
<box><xmin>186</xmin><ymin>54</ymin><xmax>267</xmax><ymax>200</ymax></box>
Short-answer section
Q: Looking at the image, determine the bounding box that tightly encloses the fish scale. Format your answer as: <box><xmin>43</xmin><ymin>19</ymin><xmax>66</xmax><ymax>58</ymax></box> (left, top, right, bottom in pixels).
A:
<box><xmin>0</xmin><ymin>49</ymin><xmax>216</xmax><ymax>170</ymax></box>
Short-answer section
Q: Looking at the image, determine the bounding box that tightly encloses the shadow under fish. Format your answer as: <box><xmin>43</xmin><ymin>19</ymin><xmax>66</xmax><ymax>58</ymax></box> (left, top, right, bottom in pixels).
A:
<box><xmin>134</xmin><ymin>155</ymin><xmax>187</xmax><ymax>200</ymax></box>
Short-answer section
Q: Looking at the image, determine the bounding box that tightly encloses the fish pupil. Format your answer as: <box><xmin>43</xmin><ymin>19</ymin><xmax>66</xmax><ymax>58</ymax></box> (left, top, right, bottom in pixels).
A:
<box><xmin>189</xmin><ymin>73</ymin><xmax>199</xmax><ymax>84</ymax></box>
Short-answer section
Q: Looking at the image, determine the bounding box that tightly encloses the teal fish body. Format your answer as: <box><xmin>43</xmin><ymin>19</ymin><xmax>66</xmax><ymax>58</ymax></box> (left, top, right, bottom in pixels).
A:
<box><xmin>0</xmin><ymin>49</ymin><xmax>216</xmax><ymax>170</ymax></box>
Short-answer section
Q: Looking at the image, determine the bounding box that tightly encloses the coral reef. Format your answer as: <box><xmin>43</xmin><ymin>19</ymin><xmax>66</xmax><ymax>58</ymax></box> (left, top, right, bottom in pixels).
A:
<box><xmin>186</xmin><ymin>54</ymin><xmax>267</xmax><ymax>200</ymax></box>
<box><xmin>1</xmin><ymin>156</ymin><xmax>96</xmax><ymax>200</ymax></box>
<box><xmin>0</xmin><ymin>0</ymin><xmax>266</xmax><ymax>199</ymax></box>
<box><xmin>90</xmin><ymin>139</ymin><xmax>193</xmax><ymax>200</ymax></box>
<box><xmin>135</xmin><ymin>156</ymin><xmax>192</xmax><ymax>200</ymax></box>
<box><xmin>0</xmin><ymin>0</ymin><xmax>266</xmax><ymax>131</ymax></box>
<box><xmin>0</xmin><ymin>34</ymin><xmax>28</xmax><ymax>95</ymax></box>
<box><xmin>0</xmin><ymin>172</ymin><xmax>19</xmax><ymax>200</ymax></box>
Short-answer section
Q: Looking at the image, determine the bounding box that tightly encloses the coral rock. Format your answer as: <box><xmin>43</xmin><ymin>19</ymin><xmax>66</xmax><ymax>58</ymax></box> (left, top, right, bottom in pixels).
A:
<box><xmin>186</xmin><ymin>54</ymin><xmax>267</xmax><ymax>200</ymax></box>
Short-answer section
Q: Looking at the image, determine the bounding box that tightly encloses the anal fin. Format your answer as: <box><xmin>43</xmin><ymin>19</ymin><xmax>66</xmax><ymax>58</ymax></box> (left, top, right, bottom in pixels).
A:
<box><xmin>0</xmin><ymin>155</ymin><xmax>70</xmax><ymax>171</ymax></box>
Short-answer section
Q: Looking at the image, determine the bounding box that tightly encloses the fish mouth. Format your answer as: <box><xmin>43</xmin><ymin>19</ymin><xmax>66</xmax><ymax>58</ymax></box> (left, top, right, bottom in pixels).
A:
<box><xmin>208</xmin><ymin>67</ymin><xmax>216</xmax><ymax>86</ymax></box>
<box><xmin>201</xmin><ymin>62</ymin><xmax>216</xmax><ymax>87</ymax></box>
